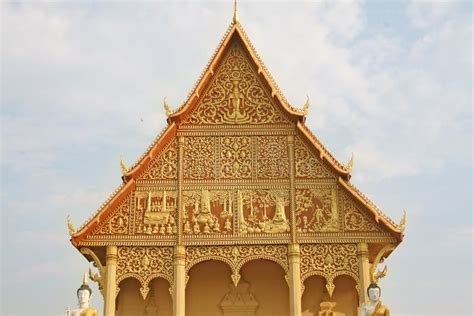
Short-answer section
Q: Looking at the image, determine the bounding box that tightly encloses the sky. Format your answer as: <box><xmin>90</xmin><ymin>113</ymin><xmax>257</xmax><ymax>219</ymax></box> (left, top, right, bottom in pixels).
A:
<box><xmin>1</xmin><ymin>1</ymin><xmax>472</xmax><ymax>315</ymax></box>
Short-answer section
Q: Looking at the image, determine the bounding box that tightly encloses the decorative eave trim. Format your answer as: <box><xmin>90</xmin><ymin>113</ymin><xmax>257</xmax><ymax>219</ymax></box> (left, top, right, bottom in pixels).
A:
<box><xmin>338</xmin><ymin>177</ymin><xmax>403</xmax><ymax>242</ymax></box>
<box><xmin>167</xmin><ymin>22</ymin><xmax>306</xmax><ymax>125</ymax></box>
<box><xmin>296</xmin><ymin>121</ymin><xmax>350</xmax><ymax>179</ymax></box>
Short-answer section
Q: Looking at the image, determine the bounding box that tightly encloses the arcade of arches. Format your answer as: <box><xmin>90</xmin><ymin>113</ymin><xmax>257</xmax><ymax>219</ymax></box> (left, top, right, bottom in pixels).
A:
<box><xmin>69</xmin><ymin>11</ymin><xmax>404</xmax><ymax>316</ymax></box>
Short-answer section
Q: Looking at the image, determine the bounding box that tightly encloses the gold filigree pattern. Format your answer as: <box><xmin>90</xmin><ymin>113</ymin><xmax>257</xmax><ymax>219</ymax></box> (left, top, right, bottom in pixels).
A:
<box><xmin>93</xmin><ymin>194</ymin><xmax>131</xmax><ymax>235</ymax></box>
<box><xmin>220</xmin><ymin>136</ymin><xmax>252</xmax><ymax>179</ymax></box>
<box><xmin>295</xmin><ymin>137</ymin><xmax>333</xmax><ymax>178</ymax></box>
<box><xmin>186</xmin><ymin>245</ymin><xmax>288</xmax><ymax>286</ymax></box>
<box><xmin>140</xmin><ymin>139</ymin><xmax>178</xmax><ymax>180</ymax></box>
<box><xmin>296</xmin><ymin>187</ymin><xmax>339</xmax><ymax>233</ymax></box>
<box><xmin>182</xmin><ymin>189</ymin><xmax>233</xmax><ymax>236</ymax></box>
<box><xmin>300</xmin><ymin>244</ymin><xmax>359</xmax><ymax>296</ymax></box>
<box><xmin>181</xmin><ymin>43</ymin><xmax>287</xmax><ymax>125</ymax></box>
<box><xmin>183</xmin><ymin>137</ymin><xmax>216</xmax><ymax>180</ymax></box>
<box><xmin>116</xmin><ymin>247</ymin><xmax>173</xmax><ymax>299</ymax></box>
<box><xmin>256</xmin><ymin>136</ymin><xmax>288</xmax><ymax>179</ymax></box>
<box><xmin>343</xmin><ymin>193</ymin><xmax>381</xmax><ymax>232</ymax></box>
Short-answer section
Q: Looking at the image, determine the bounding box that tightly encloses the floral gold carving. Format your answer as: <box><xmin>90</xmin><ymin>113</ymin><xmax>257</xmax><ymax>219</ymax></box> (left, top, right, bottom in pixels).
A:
<box><xmin>343</xmin><ymin>193</ymin><xmax>381</xmax><ymax>232</ymax></box>
<box><xmin>183</xmin><ymin>137</ymin><xmax>216</xmax><ymax>180</ymax></box>
<box><xmin>256</xmin><ymin>136</ymin><xmax>288</xmax><ymax>179</ymax></box>
<box><xmin>238</xmin><ymin>189</ymin><xmax>290</xmax><ymax>234</ymax></box>
<box><xmin>296</xmin><ymin>187</ymin><xmax>339</xmax><ymax>233</ymax></box>
<box><xmin>116</xmin><ymin>247</ymin><xmax>173</xmax><ymax>299</ymax></box>
<box><xmin>140</xmin><ymin>139</ymin><xmax>178</xmax><ymax>180</ymax></box>
<box><xmin>135</xmin><ymin>191</ymin><xmax>178</xmax><ymax>236</ymax></box>
<box><xmin>182</xmin><ymin>43</ymin><xmax>287</xmax><ymax>125</ymax></box>
<box><xmin>220</xmin><ymin>136</ymin><xmax>252</xmax><ymax>179</ymax></box>
<box><xmin>93</xmin><ymin>194</ymin><xmax>131</xmax><ymax>235</ymax></box>
<box><xmin>182</xmin><ymin>190</ymin><xmax>233</xmax><ymax>235</ymax></box>
<box><xmin>295</xmin><ymin>137</ymin><xmax>333</xmax><ymax>179</ymax></box>
<box><xmin>300</xmin><ymin>244</ymin><xmax>358</xmax><ymax>296</ymax></box>
<box><xmin>186</xmin><ymin>245</ymin><xmax>288</xmax><ymax>287</ymax></box>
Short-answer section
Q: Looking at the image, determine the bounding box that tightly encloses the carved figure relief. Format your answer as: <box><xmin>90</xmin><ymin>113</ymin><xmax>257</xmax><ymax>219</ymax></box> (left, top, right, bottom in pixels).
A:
<box><xmin>296</xmin><ymin>187</ymin><xmax>339</xmax><ymax>233</ymax></box>
<box><xmin>182</xmin><ymin>43</ymin><xmax>287</xmax><ymax>125</ymax></box>
<box><xmin>93</xmin><ymin>194</ymin><xmax>131</xmax><ymax>235</ymax></box>
<box><xmin>238</xmin><ymin>189</ymin><xmax>290</xmax><ymax>234</ymax></box>
<box><xmin>256</xmin><ymin>136</ymin><xmax>289</xmax><ymax>179</ymax></box>
<box><xmin>342</xmin><ymin>193</ymin><xmax>381</xmax><ymax>232</ymax></box>
<box><xmin>140</xmin><ymin>139</ymin><xmax>178</xmax><ymax>180</ymax></box>
<box><xmin>295</xmin><ymin>137</ymin><xmax>333</xmax><ymax>179</ymax></box>
<box><xmin>182</xmin><ymin>190</ymin><xmax>233</xmax><ymax>236</ymax></box>
<box><xmin>220</xmin><ymin>136</ymin><xmax>252</xmax><ymax>179</ymax></box>
<box><xmin>135</xmin><ymin>191</ymin><xmax>178</xmax><ymax>236</ymax></box>
<box><xmin>300</xmin><ymin>244</ymin><xmax>359</xmax><ymax>296</ymax></box>
<box><xmin>116</xmin><ymin>247</ymin><xmax>173</xmax><ymax>299</ymax></box>
<box><xmin>183</xmin><ymin>137</ymin><xmax>216</xmax><ymax>180</ymax></box>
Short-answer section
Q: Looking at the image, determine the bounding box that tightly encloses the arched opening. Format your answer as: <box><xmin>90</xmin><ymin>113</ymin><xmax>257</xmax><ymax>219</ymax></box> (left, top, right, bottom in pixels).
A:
<box><xmin>332</xmin><ymin>275</ymin><xmax>358</xmax><ymax>316</ymax></box>
<box><xmin>116</xmin><ymin>277</ymin><xmax>172</xmax><ymax>316</ymax></box>
<box><xmin>239</xmin><ymin>259</ymin><xmax>289</xmax><ymax>316</ymax></box>
<box><xmin>186</xmin><ymin>260</ymin><xmax>232</xmax><ymax>316</ymax></box>
<box><xmin>301</xmin><ymin>275</ymin><xmax>327</xmax><ymax>315</ymax></box>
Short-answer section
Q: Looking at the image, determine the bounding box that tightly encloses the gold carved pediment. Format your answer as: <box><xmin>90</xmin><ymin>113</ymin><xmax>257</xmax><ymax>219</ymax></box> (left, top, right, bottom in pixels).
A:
<box><xmin>139</xmin><ymin>139</ymin><xmax>178</xmax><ymax>181</ymax></box>
<box><xmin>342</xmin><ymin>191</ymin><xmax>384</xmax><ymax>233</ymax></box>
<box><xmin>181</xmin><ymin>42</ymin><xmax>289</xmax><ymax>126</ymax></box>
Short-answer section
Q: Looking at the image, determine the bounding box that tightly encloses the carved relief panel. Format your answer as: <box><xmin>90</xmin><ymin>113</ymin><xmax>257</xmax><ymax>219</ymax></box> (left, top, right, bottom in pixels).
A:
<box><xmin>220</xmin><ymin>136</ymin><xmax>252</xmax><ymax>179</ymax></box>
<box><xmin>296</xmin><ymin>186</ymin><xmax>339</xmax><ymax>234</ymax></box>
<box><xmin>92</xmin><ymin>193</ymin><xmax>131</xmax><ymax>235</ymax></box>
<box><xmin>182</xmin><ymin>189</ymin><xmax>233</xmax><ymax>236</ymax></box>
<box><xmin>238</xmin><ymin>189</ymin><xmax>290</xmax><ymax>235</ymax></box>
<box><xmin>256</xmin><ymin>136</ymin><xmax>289</xmax><ymax>179</ymax></box>
<box><xmin>183</xmin><ymin>137</ymin><xmax>216</xmax><ymax>180</ymax></box>
<box><xmin>295</xmin><ymin>136</ymin><xmax>333</xmax><ymax>179</ymax></box>
<box><xmin>140</xmin><ymin>139</ymin><xmax>178</xmax><ymax>180</ymax></box>
<box><xmin>342</xmin><ymin>192</ymin><xmax>382</xmax><ymax>233</ymax></box>
<box><xmin>134</xmin><ymin>190</ymin><xmax>178</xmax><ymax>236</ymax></box>
<box><xmin>181</xmin><ymin>43</ymin><xmax>288</xmax><ymax>125</ymax></box>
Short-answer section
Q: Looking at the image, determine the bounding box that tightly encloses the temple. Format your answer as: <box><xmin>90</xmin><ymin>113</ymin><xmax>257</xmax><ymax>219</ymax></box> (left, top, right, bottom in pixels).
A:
<box><xmin>69</xmin><ymin>5</ymin><xmax>404</xmax><ymax>316</ymax></box>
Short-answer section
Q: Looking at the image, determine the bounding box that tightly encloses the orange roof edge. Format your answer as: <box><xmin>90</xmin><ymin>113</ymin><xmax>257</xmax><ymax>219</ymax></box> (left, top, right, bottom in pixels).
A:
<box><xmin>168</xmin><ymin>22</ymin><xmax>306</xmax><ymax>124</ymax></box>
<box><xmin>338</xmin><ymin>177</ymin><xmax>403</xmax><ymax>242</ymax></box>
<box><xmin>71</xmin><ymin>179</ymin><xmax>136</xmax><ymax>247</ymax></box>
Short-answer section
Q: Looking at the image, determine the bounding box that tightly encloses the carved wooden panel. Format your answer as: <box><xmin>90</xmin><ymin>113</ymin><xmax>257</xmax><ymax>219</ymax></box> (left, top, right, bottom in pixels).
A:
<box><xmin>182</xmin><ymin>43</ymin><xmax>288</xmax><ymax>125</ymax></box>
<box><xmin>342</xmin><ymin>192</ymin><xmax>382</xmax><ymax>233</ymax></box>
<box><xmin>220</xmin><ymin>136</ymin><xmax>252</xmax><ymax>179</ymax></box>
<box><xmin>183</xmin><ymin>137</ymin><xmax>216</xmax><ymax>180</ymax></box>
<box><xmin>296</xmin><ymin>186</ymin><xmax>339</xmax><ymax>233</ymax></box>
<box><xmin>140</xmin><ymin>139</ymin><xmax>178</xmax><ymax>180</ymax></box>
<box><xmin>256</xmin><ymin>136</ymin><xmax>288</xmax><ymax>179</ymax></box>
<box><xmin>134</xmin><ymin>190</ymin><xmax>178</xmax><ymax>236</ymax></box>
<box><xmin>92</xmin><ymin>194</ymin><xmax>131</xmax><ymax>235</ymax></box>
<box><xmin>295</xmin><ymin>136</ymin><xmax>333</xmax><ymax>179</ymax></box>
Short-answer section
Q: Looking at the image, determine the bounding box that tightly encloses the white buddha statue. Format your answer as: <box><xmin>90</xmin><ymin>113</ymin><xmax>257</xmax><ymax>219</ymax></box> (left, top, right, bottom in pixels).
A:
<box><xmin>360</xmin><ymin>283</ymin><xmax>390</xmax><ymax>316</ymax></box>
<box><xmin>65</xmin><ymin>274</ymin><xmax>99</xmax><ymax>316</ymax></box>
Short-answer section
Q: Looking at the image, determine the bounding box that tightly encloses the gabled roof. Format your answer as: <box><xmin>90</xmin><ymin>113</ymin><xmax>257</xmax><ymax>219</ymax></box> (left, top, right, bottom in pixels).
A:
<box><xmin>71</xmin><ymin>19</ymin><xmax>403</xmax><ymax>247</ymax></box>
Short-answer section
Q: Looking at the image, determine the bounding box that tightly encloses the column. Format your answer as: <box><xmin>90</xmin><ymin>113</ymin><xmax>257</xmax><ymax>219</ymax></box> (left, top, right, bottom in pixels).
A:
<box><xmin>173</xmin><ymin>245</ymin><xmax>186</xmax><ymax>316</ymax></box>
<box><xmin>104</xmin><ymin>245</ymin><xmax>117</xmax><ymax>316</ymax></box>
<box><xmin>357</xmin><ymin>242</ymin><xmax>371</xmax><ymax>304</ymax></box>
<box><xmin>288</xmin><ymin>243</ymin><xmax>302</xmax><ymax>316</ymax></box>
<box><xmin>287</xmin><ymin>135</ymin><xmax>297</xmax><ymax>243</ymax></box>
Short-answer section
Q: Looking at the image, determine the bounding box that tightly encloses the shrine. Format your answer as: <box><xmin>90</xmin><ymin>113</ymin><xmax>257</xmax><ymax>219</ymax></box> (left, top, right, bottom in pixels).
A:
<box><xmin>68</xmin><ymin>3</ymin><xmax>405</xmax><ymax>316</ymax></box>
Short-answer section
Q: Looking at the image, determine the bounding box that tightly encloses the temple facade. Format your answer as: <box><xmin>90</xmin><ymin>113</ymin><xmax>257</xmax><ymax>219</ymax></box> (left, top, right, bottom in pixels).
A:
<box><xmin>69</xmin><ymin>10</ymin><xmax>404</xmax><ymax>316</ymax></box>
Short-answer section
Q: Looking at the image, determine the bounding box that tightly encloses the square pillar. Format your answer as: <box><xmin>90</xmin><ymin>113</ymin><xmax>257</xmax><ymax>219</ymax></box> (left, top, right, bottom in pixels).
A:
<box><xmin>357</xmin><ymin>242</ymin><xmax>371</xmax><ymax>305</ymax></box>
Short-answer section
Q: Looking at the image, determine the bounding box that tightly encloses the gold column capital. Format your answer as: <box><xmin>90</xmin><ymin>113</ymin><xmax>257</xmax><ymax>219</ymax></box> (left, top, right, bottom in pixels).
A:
<box><xmin>357</xmin><ymin>242</ymin><xmax>369</xmax><ymax>257</ymax></box>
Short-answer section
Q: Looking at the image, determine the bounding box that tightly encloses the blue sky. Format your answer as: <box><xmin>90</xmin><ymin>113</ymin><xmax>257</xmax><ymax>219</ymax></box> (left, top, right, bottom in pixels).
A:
<box><xmin>1</xmin><ymin>1</ymin><xmax>472</xmax><ymax>315</ymax></box>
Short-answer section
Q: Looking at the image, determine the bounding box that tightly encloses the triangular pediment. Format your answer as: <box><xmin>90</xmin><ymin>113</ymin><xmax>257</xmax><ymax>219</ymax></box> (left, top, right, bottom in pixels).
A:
<box><xmin>181</xmin><ymin>39</ymin><xmax>289</xmax><ymax>125</ymax></box>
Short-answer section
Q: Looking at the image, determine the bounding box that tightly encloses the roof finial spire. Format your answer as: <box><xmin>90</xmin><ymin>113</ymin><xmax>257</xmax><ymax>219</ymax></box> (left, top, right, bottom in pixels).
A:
<box><xmin>233</xmin><ymin>0</ymin><xmax>239</xmax><ymax>24</ymax></box>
